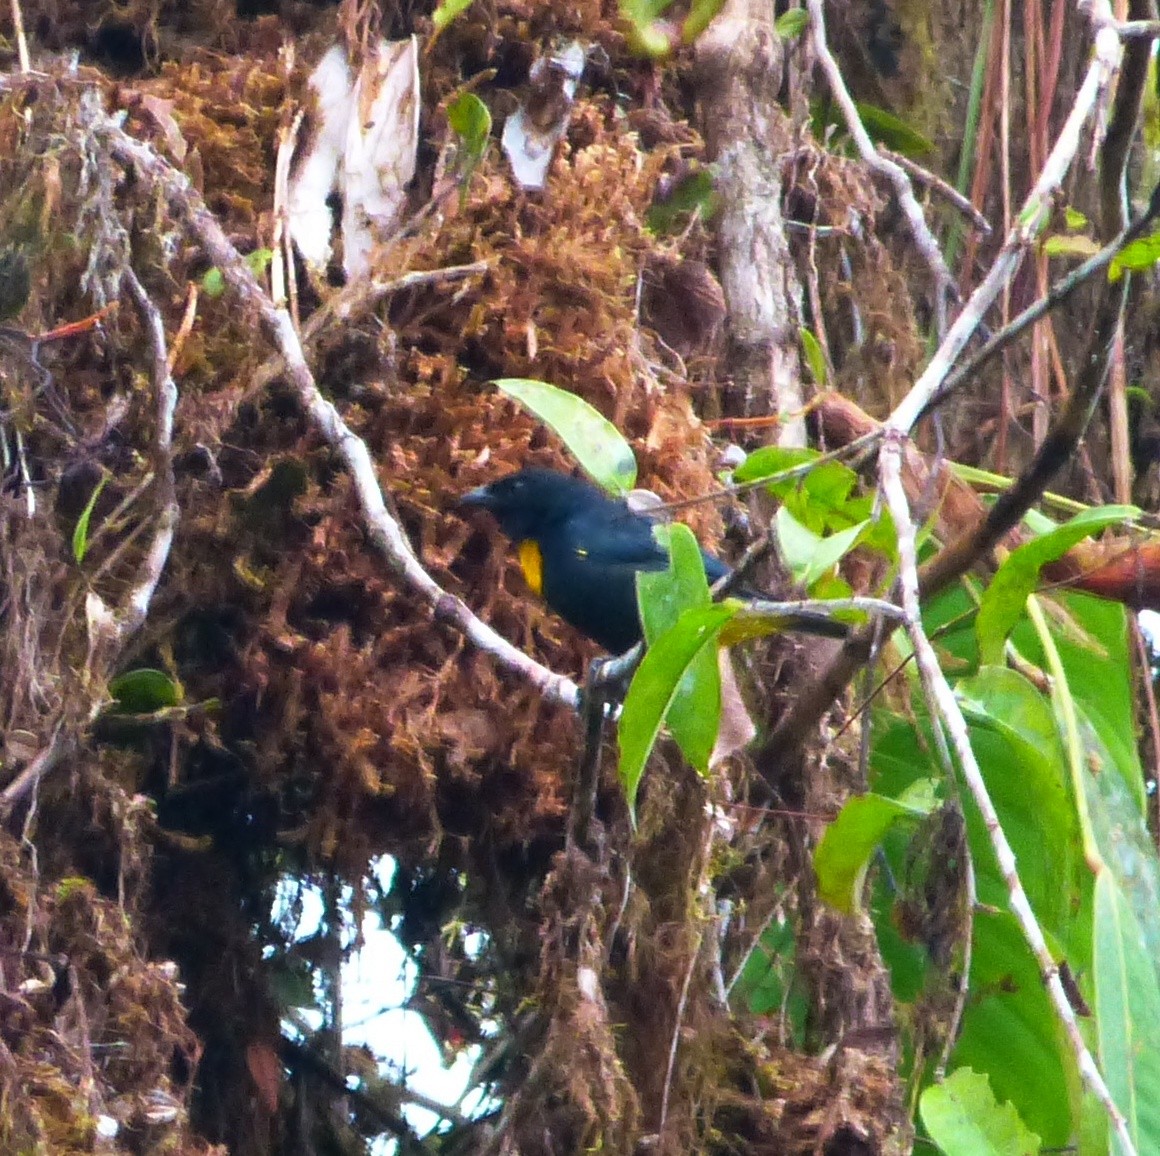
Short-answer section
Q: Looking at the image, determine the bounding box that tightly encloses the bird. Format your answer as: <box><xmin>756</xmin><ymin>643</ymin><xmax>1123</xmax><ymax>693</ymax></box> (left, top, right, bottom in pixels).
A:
<box><xmin>460</xmin><ymin>467</ymin><xmax>848</xmax><ymax>654</ymax></box>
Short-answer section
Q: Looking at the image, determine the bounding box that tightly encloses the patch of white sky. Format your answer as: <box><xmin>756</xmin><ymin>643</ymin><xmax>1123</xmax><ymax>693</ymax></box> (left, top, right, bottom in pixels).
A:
<box><xmin>272</xmin><ymin>854</ymin><xmax>492</xmax><ymax>1149</ymax></box>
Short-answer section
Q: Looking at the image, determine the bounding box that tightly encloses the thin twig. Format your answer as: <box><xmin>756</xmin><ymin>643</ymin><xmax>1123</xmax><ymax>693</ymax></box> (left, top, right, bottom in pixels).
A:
<box><xmin>805</xmin><ymin>0</ymin><xmax>956</xmax><ymax>300</ymax></box>
<box><xmin>881</xmin><ymin>149</ymin><xmax>991</xmax><ymax>234</ymax></box>
<box><xmin>657</xmin><ymin>817</ymin><xmax>715</xmax><ymax>1136</ymax></box>
<box><xmin>919</xmin><ymin>186</ymin><xmax>1160</xmax><ymax>423</ymax></box>
<box><xmin>934</xmin><ymin>832</ymin><xmax>973</xmax><ymax>1080</ymax></box>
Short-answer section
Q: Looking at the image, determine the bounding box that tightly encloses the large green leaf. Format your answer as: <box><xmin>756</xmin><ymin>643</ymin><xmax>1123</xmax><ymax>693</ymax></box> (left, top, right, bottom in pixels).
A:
<box><xmin>955</xmin><ymin>667</ymin><xmax>1085</xmax><ymax>956</ymax></box>
<box><xmin>976</xmin><ymin>506</ymin><xmax>1136</xmax><ymax>663</ymax></box>
<box><xmin>1014</xmin><ymin>593</ymin><xmax>1143</xmax><ymax>816</ymax></box>
<box><xmin>951</xmin><ymin>911</ymin><xmax>1074</xmax><ymax>1147</ymax></box>
<box><xmin>920</xmin><ymin>1067</ymin><xmax>1041</xmax><ymax>1156</ymax></box>
<box><xmin>617</xmin><ymin>602</ymin><xmax>737</xmax><ymax>818</ymax></box>
<box><xmin>1093</xmin><ymin>871</ymin><xmax>1160</xmax><ymax>1156</ymax></box>
<box><xmin>494</xmin><ymin>378</ymin><xmax>637</xmax><ymax>493</ymax></box>
<box><xmin>637</xmin><ymin>524</ymin><xmax>719</xmax><ymax>776</ymax></box>
<box><xmin>1083</xmin><ymin>719</ymin><xmax>1160</xmax><ymax>974</ymax></box>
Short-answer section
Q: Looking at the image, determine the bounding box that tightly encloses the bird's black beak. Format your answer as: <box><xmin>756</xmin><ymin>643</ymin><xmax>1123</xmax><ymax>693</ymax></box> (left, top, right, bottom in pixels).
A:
<box><xmin>459</xmin><ymin>484</ymin><xmax>495</xmax><ymax>511</ymax></box>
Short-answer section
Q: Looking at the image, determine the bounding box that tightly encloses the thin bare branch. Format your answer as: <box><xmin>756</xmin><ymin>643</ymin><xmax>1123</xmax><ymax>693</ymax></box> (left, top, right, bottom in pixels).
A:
<box><xmin>100</xmin><ymin>123</ymin><xmax>580</xmax><ymax>710</ymax></box>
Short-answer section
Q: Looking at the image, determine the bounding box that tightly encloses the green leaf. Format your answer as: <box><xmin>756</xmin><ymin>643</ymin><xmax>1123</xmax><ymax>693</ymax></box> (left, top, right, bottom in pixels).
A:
<box><xmin>775</xmin><ymin>8</ymin><xmax>809</xmax><ymax>38</ymax></box>
<box><xmin>920</xmin><ymin>1067</ymin><xmax>1041</xmax><ymax>1156</ymax></box>
<box><xmin>447</xmin><ymin>91</ymin><xmax>492</xmax><ymax>160</ymax></box>
<box><xmin>637</xmin><ymin>523</ymin><xmax>719</xmax><ymax>775</ymax></box>
<box><xmin>951</xmin><ymin>911</ymin><xmax>1073</xmax><ymax>1146</ymax></box>
<box><xmin>1064</xmin><ymin>207</ymin><xmax>1089</xmax><ymax>230</ymax></box>
<box><xmin>853</xmin><ymin>101</ymin><xmax>934</xmax><ymax>158</ymax></box>
<box><xmin>732</xmin><ymin>913</ymin><xmax>808</xmax><ymax>1041</ymax></box>
<box><xmin>1110</xmin><ymin>228</ymin><xmax>1160</xmax><ymax>282</ymax></box>
<box><xmin>618</xmin><ymin>602</ymin><xmax>737</xmax><ymax>818</ymax></box>
<box><xmin>1093</xmin><ymin>871</ymin><xmax>1160</xmax><ymax>1156</ymax></box>
<box><xmin>975</xmin><ymin>505</ymin><xmax>1136</xmax><ymax>664</ymax></box>
<box><xmin>246</xmin><ymin>248</ymin><xmax>274</xmax><ymax>278</ymax></box>
<box><xmin>620</xmin><ymin>0</ymin><xmax>676</xmax><ymax>58</ymax></box>
<box><xmin>774</xmin><ymin>506</ymin><xmax>868</xmax><ymax>588</ymax></box>
<box><xmin>638</xmin><ymin>523</ymin><xmax>710</xmax><ymax>643</ymax></box>
<box><xmin>494</xmin><ymin>378</ymin><xmax>637</xmax><ymax>493</ymax></box>
<box><xmin>799</xmin><ymin>327</ymin><xmax>828</xmax><ymax>387</ymax></box>
<box><xmin>107</xmin><ymin>668</ymin><xmax>183</xmax><ymax>713</ymax></box>
<box><xmin>1083</xmin><ymin>716</ymin><xmax>1160</xmax><ymax>969</ymax></box>
<box><xmin>732</xmin><ymin>445</ymin><xmax>819</xmax><ymax>486</ymax></box>
<box><xmin>815</xmin><ymin>792</ymin><xmax>931</xmax><ymax>914</ymax></box>
<box><xmin>955</xmin><ymin>667</ymin><xmax>1084</xmax><ymax>952</ymax></box>
<box><xmin>432</xmin><ymin>0</ymin><xmax>474</xmax><ymax>30</ymax></box>
<box><xmin>72</xmin><ymin>472</ymin><xmax>109</xmax><ymax>563</ymax></box>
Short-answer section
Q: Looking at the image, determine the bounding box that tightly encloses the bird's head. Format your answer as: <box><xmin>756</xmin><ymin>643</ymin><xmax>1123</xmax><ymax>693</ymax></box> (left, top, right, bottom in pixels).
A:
<box><xmin>459</xmin><ymin>468</ymin><xmax>598</xmax><ymax>541</ymax></box>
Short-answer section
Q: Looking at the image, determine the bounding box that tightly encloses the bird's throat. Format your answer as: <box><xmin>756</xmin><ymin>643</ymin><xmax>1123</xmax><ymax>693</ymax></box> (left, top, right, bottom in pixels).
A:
<box><xmin>517</xmin><ymin>539</ymin><xmax>544</xmax><ymax>597</ymax></box>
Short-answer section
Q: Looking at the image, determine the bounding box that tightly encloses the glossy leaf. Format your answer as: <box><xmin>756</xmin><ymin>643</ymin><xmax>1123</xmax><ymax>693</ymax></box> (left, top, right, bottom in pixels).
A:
<box><xmin>447</xmin><ymin>92</ymin><xmax>491</xmax><ymax>157</ymax></box>
<box><xmin>108</xmin><ymin>668</ymin><xmax>183</xmax><ymax>713</ymax></box>
<box><xmin>494</xmin><ymin>378</ymin><xmax>637</xmax><ymax>493</ymax></box>
<box><xmin>732</xmin><ymin>445</ymin><xmax>819</xmax><ymax>488</ymax></box>
<box><xmin>950</xmin><ymin>911</ymin><xmax>1073</xmax><ymax>1147</ymax></box>
<box><xmin>1093</xmin><ymin>871</ymin><xmax>1160</xmax><ymax>1156</ymax></box>
<box><xmin>774</xmin><ymin>506</ymin><xmax>867</xmax><ymax>587</ymax></box>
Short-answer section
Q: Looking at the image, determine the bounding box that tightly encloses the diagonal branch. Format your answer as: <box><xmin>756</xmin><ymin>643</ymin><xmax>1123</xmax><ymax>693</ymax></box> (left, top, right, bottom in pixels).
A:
<box><xmin>98</xmin><ymin>121</ymin><xmax>581</xmax><ymax>712</ymax></box>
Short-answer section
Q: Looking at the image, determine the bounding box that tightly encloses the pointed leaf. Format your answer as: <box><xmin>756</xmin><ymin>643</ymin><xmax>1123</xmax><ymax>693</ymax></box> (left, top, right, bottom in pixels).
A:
<box><xmin>976</xmin><ymin>506</ymin><xmax>1136</xmax><ymax>664</ymax></box>
<box><xmin>495</xmin><ymin>378</ymin><xmax>637</xmax><ymax>493</ymax></box>
<box><xmin>618</xmin><ymin>603</ymin><xmax>737</xmax><ymax>817</ymax></box>
<box><xmin>637</xmin><ymin>524</ymin><xmax>719</xmax><ymax>774</ymax></box>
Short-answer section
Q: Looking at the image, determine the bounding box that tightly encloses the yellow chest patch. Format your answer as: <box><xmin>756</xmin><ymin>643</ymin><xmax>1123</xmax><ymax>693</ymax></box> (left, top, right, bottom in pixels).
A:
<box><xmin>517</xmin><ymin>539</ymin><xmax>544</xmax><ymax>597</ymax></box>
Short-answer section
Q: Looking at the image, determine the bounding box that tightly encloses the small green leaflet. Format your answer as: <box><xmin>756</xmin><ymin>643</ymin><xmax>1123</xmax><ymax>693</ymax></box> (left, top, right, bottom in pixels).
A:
<box><xmin>799</xmin><ymin>327</ymin><xmax>828</xmax><ymax>387</ymax></box>
<box><xmin>447</xmin><ymin>92</ymin><xmax>491</xmax><ymax>164</ymax></box>
<box><xmin>775</xmin><ymin>9</ymin><xmax>809</xmax><ymax>38</ymax></box>
<box><xmin>73</xmin><ymin>472</ymin><xmax>109</xmax><ymax>563</ymax></box>
<box><xmin>1110</xmin><ymin>228</ymin><xmax>1160</xmax><ymax>282</ymax></box>
<box><xmin>432</xmin><ymin>0</ymin><xmax>474</xmax><ymax>31</ymax></box>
